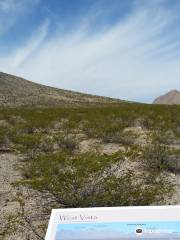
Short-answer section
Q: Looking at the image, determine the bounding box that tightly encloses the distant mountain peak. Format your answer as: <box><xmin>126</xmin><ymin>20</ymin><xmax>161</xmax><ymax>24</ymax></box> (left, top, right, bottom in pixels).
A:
<box><xmin>168</xmin><ymin>89</ymin><xmax>179</xmax><ymax>94</ymax></box>
<box><xmin>153</xmin><ymin>89</ymin><xmax>180</xmax><ymax>105</ymax></box>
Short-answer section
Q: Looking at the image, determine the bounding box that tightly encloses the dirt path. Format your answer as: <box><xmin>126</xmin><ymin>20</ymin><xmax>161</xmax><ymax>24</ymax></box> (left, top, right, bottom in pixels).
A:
<box><xmin>0</xmin><ymin>154</ymin><xmax>21</xmax><ymax>236</ymax></box>
<box><xmin>0</xmin><ymin>153</ymin><xmax>49</xmax><ymax>240</ymax></box>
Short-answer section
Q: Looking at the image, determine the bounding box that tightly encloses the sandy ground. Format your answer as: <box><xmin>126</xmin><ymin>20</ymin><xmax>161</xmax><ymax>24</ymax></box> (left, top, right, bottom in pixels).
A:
<box><xmin>0</xmin><ymin>153</ymin><xmax>50</xmax><ymax>240</ymax></box>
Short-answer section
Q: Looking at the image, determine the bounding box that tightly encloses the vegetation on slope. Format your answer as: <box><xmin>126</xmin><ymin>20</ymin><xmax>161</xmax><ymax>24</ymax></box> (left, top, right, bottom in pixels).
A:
<box><xmin>1</xmin><ymin>102</ymin><xmax>180</xmax><ymax>238</ymax></box>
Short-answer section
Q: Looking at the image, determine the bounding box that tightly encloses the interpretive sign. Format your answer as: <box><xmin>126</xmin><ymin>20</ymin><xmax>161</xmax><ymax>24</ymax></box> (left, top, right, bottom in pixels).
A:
<box><xmin>45</xmin><ymin>206</ymin><xmax>180</xmax><ymax>240</ymax></box>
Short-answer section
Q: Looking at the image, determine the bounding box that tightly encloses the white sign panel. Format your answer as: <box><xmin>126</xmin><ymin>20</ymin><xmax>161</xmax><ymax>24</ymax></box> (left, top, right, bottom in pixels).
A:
<box><xmin>45</xmin><ymin>206</ymin><xmax>180</xmax><ymax>240</ymax></box>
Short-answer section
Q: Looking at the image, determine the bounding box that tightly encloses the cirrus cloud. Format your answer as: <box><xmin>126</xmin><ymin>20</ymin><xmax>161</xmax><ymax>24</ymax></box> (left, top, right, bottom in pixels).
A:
<box><xmin>0</xmin><ymin>0</ymin><xmax>180</xmax><ymax>103</ymax></box>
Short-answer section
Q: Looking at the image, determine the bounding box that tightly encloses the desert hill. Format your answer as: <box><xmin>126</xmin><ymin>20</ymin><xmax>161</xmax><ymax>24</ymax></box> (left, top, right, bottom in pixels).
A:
<box><xmin>0</xmin><ymin>72</ymin><xmax>120</xmax><ymax>107</ymax></box>
<box><xmin>1</xmin><ymin>73</ymin><xmax>180</xmax><ymax>240</ymax></box>
<box><xmin>153</xmin><ymin>90</ymin><xmax>180</xmax><ymax>105</ymax></box>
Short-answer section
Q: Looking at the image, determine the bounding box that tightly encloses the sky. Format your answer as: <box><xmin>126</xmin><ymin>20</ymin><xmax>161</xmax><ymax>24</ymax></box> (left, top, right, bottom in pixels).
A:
<box><xmin>0</xmin><ymin>0</ymin><xmax>180</xmax><ymax>103</ymax></box>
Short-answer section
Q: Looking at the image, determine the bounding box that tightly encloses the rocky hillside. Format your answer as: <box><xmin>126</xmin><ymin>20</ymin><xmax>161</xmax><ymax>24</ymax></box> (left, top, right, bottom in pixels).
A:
<box><xmin>0</xmin><ymin>72</ymin><xmax>120</xmax><ymax>107</ymax></box>
<box><xmin>153</xmin><ymin>90</ymin><xmax>180</xmax><ymax>105</ymax></box>
<box><xmin>0</xmin><ymin>72</ymin><xmax>180</xmax><ymax>239</ymax></box>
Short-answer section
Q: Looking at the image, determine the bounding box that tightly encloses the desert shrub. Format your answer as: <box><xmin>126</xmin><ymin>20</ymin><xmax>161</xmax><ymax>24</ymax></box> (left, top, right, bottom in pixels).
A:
<box><xmin>39</xmin><ymin>136</ymin><xmax>55</xmax><ymax>152</ymax></box>
<box><xmin>8</xmin><ymin>115</ymin><xmax>26</xmax><ymax>125</ymax></box>
<box><xmin>133</xmin><ymin>118</ymin><xmax>150</xmax><ymax>130</ymax></box>
<box><xmin>142</xmin><ymin>143</ymin><xmax>169</xmax><ymax>172</ymax></box>
<box><xmin>81</xmin><ymin>121</ymin><xmax>103</xmax><ymax>138</ymax></box>
<box><xmin>54</xmin><ymin>134</ymin><xmax>78</xmax><ymax>153</ymax></box>
<box><xmin>0</xmin><ymin>134</ymin><xmax>8</xmax><ymax>148</ymax></box>
<box><xmin>100</xmin><ymin>127</ymin><xmax>122</xmax><ymax>143</ymax></box>
<box><xmin>0</xmin><ymin>104</ymin><xmax>178</xmax><ymax>209</ymax></box>
<box><xmin>0</xmin><ymin>102</ymin><xmax>180</xmax><ymax>139</ymax></box>
<box><xmin>83</xmin><ymin>122</ymin><xmax>136</xmax><ymax>144</ymax></box>
<box><xmin>0</xmin><ymin>127</ymin><xmax>7</xmax><ymax>145</ymax></box>
<box><xmin>20</xmin><ymin>151</ymin><xmax>172</xmax><ymax>207</ymax></box>
<box><xmin>152</xmin><ymin>130</ymin><xmax>177</xmax><ymax>145</ymax></box>
<box><xmin>14</xmin><ymin>134</ymin><xmax>42</xmax><ymax>154</ymax></box>
<box><xmin>164</xmin><ymin>155</ymin><xmax>180</xmax><ymax>173</ymax></box>
<box><xmin>0</xmin><ymin>126</ymin><xmax>12</xmax><ymax>149</ymax></box>
<box><xmin>124</xmin><ymin>145</ymin><xmax>141</xmax><ymax>160</ymax></box>
<box><xmin>20</xmin><ymin>121</ymin><xmax>50</xmax><ymax>134</ymax></box>
<box><xmin>101</xmin><ymin>129</ymin><xmax>136</xmax><ymax>145</ymax></box>
<box><xmin>119</xmin><ymin>131</ymin><xmax>137</xmax><ymax>145</ymax></box>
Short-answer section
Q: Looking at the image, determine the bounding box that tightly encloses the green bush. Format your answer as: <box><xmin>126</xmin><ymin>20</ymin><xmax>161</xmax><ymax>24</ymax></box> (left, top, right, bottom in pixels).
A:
<box><xmin>54</xmin><ymin>134</ymin><xmax>78</xmax><ymax>153</ymax></box>
<box><xmin>21</xmin><ymin>151</ymin><xmax>172</xmax><ymax>207</ymax></box>
<box><xmin>0</xmin><ymin>126</ymin><xmax>12</xmax><ymax>148</ymax></box>
<box><xmin>152</xmin><ymin>130</ymin><xmax>177</xmax><ymax>145</ymax></box>
<box><xmin>142</xmin><ymin>144</ymin><xmax>169</xmax><ymax>172</ymax></box>
<box><xmin>0</xmin><ymin>104</ymin><xmax>178</xmax><ymax>209</ymax></box>
<box><xmin>39</xmin><ymin>136</ymin><xmax>55</xmax><ymax>152</ymax></box>
<box><xmin>14</xmin><ymin>134</ymin><xmax>42</xmax><ymax>153</ymax></box>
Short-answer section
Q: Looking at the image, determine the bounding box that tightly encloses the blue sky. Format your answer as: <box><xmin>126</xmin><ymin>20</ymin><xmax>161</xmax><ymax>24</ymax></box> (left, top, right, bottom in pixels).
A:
<box><xmin>0</xmin><ymin>0</ymin><xmax>180</xmax><ymax>103</ymax></box>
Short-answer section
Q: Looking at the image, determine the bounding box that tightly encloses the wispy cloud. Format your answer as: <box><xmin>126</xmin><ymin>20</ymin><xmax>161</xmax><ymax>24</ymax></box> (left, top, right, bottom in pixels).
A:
<box><xmin>0</xmin><ymin>0</ymin><xmax>39</xmax><ymax>11</ymax></box>
<box><xmin>0</xmin><ymin>0</ymin><xmax>180</xmax><ymax>102</ymax></box>
<box><xmin>0</xmin><ymin>0</ymin><xmax>20</xmax><ymax>11</ymax></box>
<box><xmin>1</xmin><ymin>19</ymin><xmax>49</xmax><ymax>70</ymax></box>
<box><xmin>0</xmin><ymin>0</ymin><xmax>40</xmax><ymax>35</ymax></box>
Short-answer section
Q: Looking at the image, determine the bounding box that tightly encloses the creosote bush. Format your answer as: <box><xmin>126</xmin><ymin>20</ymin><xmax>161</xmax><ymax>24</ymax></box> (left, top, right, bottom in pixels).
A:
<box><xmin>14</xmin><ymin>134</ymin><xmax>42</xmax><ymax>154</ymax></box>
<box><xmin>142</xmin><ymin>143</ymin><xmax>169</xmax><ymax>172</ymax></box>
<box><xmin>56</xmin><ymin>135</ymin><xmax>78</xmax><ymax>153</ymax></box>
<box><xmin>20</xmin><ymin>151</ymin><xmax>172</xmax><ymax>208</ymax></box>
<box><xmin>0</xmin><ymin>103</ymin><xmax>179</xmax><ymax>209</ymax></box>
<box><xmin>39</xmin><ymin>136</ymin><xmax>54</xmax><ymax>153</ymax></box>
<box><xmin>0</xmin><ymin>127</ymin><xmax>8</xmax><ymax>146</ymax></box>
<box><xmin>152</xmin><ymin>130</ymin><xmax>177</xmax><ymax>145</ymax></box>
